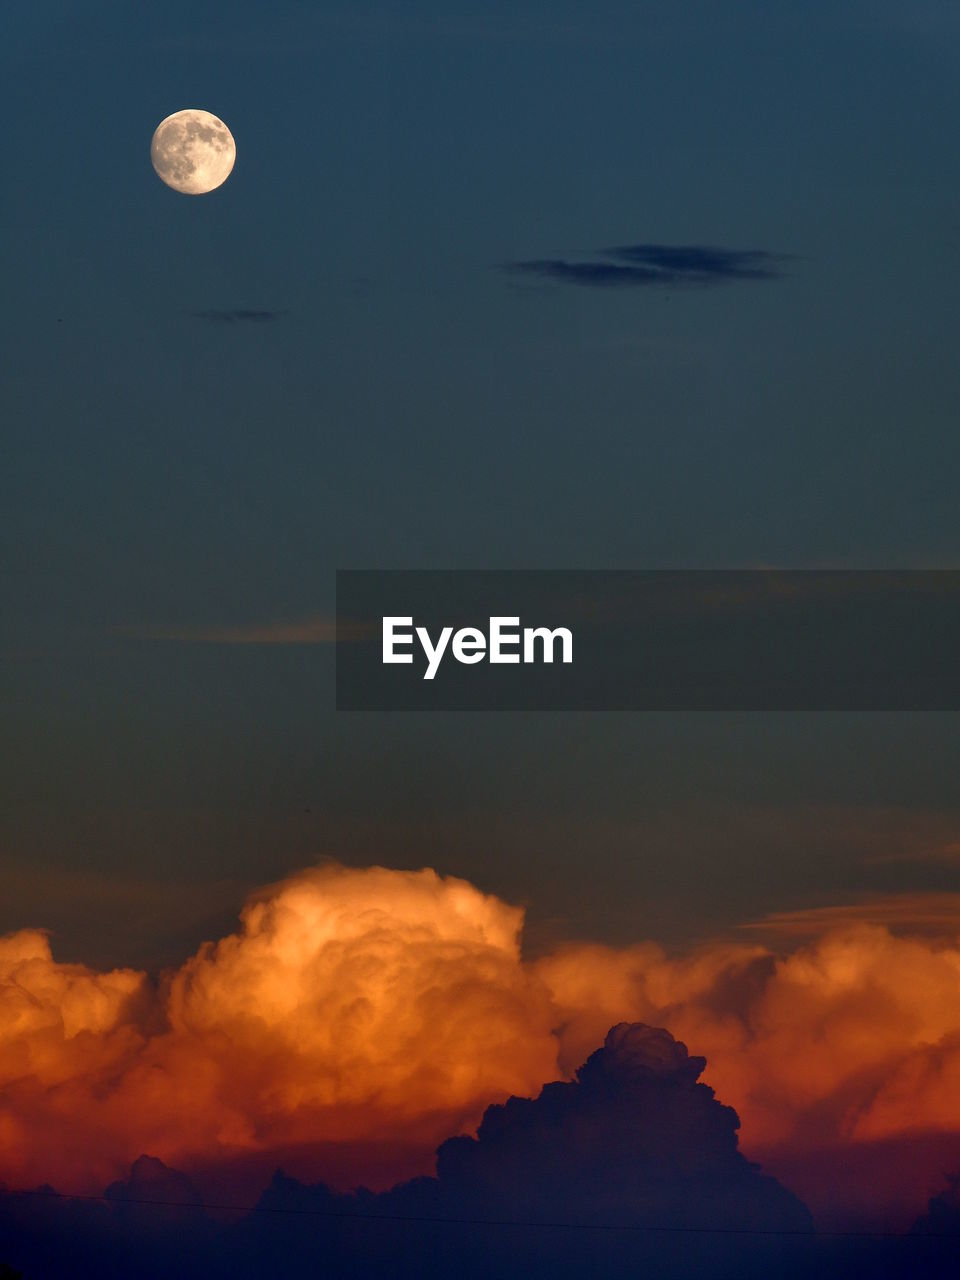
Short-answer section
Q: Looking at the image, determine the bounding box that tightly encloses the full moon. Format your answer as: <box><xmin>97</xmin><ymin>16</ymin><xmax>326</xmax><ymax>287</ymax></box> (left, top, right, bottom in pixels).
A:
<box><xmin>150</xmin><ymin>109</ymin><xmax>236</xmax><ymax>195</ymax></box>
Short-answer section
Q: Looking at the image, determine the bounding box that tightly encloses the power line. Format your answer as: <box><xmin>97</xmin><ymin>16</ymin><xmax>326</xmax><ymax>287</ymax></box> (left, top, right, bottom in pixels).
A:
<box><xmin>1</xmin><ymin>1186</ymin><xmax>957</xmax><ymax>1241</ymax></box>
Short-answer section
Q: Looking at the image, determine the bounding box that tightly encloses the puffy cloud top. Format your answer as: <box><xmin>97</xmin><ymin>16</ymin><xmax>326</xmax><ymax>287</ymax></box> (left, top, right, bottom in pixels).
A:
<box><xmin>433</xmin><ymin>1022</ymin><xmax>811</xmax><ymax>1232</ymax></box>
<box><xmin>1</xmin><ymin>860</ymin><xmax>960</xmax><ymax>1228</ymax></box>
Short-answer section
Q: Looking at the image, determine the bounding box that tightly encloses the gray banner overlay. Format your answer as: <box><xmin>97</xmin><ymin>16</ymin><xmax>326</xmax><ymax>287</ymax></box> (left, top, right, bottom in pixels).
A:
<box><xmin>336</xmin><ymin>571</ymin><xmax>960</xmax><ymax>711</ymax></box>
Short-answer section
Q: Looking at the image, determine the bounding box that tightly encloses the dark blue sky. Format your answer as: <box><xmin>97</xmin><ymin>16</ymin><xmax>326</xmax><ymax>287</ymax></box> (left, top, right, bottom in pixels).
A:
<box><xmin>3</xmin><ymin>1</ymin><xmax>959</xmax><ymax>967</ymax></box>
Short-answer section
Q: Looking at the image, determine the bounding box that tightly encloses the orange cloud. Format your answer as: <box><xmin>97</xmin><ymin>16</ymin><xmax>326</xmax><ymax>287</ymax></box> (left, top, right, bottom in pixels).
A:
<box><xmin>2</xmin><ymin>863</ymin><xmax>960</xmax><ymax>1220</ymax></box>
<box><xmin>737</xmin><ymin>892</ymin><xmax>960</xmax><ymax>938</ymax></box>
<box><xmin>536</xmin><ymin>921</ymin><xmax>960</xmax><ymax>1156</ymax></box>
<box><xmin>162</xmin><ymin>865</ymin><xmax>558</xmax><ymax>1140</ymax></box>
<box><xmin>0</xmin><ymin>866</ymin><xmax>557</xmax><ymax>1192</ymax></box>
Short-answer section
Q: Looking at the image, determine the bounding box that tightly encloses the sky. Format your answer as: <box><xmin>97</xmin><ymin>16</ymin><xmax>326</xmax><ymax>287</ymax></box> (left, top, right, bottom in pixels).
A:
<box><xmin>3</xmin><ymin>0</ymin><xmax>960</xmax><ymax>967</ymax></box>
<box><xmin>2</xmin><ymin>3</ymin><xmax>960</xmax><ymax>1260</ymax></box>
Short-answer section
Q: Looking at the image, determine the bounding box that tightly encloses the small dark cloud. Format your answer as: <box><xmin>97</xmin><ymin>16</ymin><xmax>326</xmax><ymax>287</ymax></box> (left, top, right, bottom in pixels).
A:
<box><xmin>188</xmin><ymin>308</ymin><xmax>285</xmax><ymax>323</ymax></box>
<box><xmin>608</xmin><ymin>244</ymin><xmax>787</xmax><ymax>280</ymax></box>
<box><xmin>505</xmin><ymin>259</ymin><xmax>669</xmax><ymax>287</ymax></box>
<box><xmin>504</xmin><ymin>243</ymin><xmax>790</xmax><ymax>288</ymax></box>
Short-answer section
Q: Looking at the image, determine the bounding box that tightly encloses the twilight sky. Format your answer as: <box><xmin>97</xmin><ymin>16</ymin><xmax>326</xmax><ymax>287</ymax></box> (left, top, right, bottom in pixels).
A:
<box><xmin>2</xmin><ymin>0</ymin><xmax>960</xmax><ymax>971</ymax></box>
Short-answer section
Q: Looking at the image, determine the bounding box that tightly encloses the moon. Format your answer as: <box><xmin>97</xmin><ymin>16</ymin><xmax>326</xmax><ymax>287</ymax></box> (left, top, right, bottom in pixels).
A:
<box><xmin>150</xmin><ymin>109</ymin><xmax>236</xmax><ymax>195</ymax></box>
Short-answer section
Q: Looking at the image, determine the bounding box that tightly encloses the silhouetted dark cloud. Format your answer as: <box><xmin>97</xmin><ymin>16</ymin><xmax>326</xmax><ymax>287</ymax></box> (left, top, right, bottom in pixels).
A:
<box><xmin>104</xmin><ymin>1155</ymin><xmax>202</xmax><ymax>1208</ymax></box>
<box><xmin>425</xmin><ymin>1023</ymin><xmax>811</xmax><ymax>1231</ymax></box>
<box><xmin>912</xmin><ymin>1170</ymin><xmax>960</xmax><ymax>1235</ymax></box>
<box><xmin>504</xmin><ymin>243</ymin><xmax>789</xmax><ymax>288</ymax></box>
<box><xmin>188</xmin><ymin>308</ymin><xmax>284</xmax><ymax>323</ymax></box>
<box><xmin>0</xmin><ymin>1026</ymin><xmax>951</xmax><ymax>1278</ymax></box>
<box><xmin>0</xmin><ymin>1025</ymin><xmax>814</xmax><ymax>1278</ymax></box>
<box><xmin>903</xmin><ymin>1172</ymin><xmax>960</xmax><ymax>1275</ymax></box>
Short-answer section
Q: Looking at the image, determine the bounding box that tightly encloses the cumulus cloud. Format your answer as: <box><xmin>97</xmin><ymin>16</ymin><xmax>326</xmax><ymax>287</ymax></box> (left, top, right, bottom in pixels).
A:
<box><xmin>536</xmin><ymin>924</ymin><xmax>960</xmax><ymax>1155</ymax></box>
<box><xmin>163</xmin><ymin>864</ymin><xmax>558</xmax><ymax>1141</ymax></box>
<box><xmin>0</xmin><ymin>1027</ymin><xmax>810</xmax><ymax>1280</ymax></box>
<box><xmin>228</xmin><ymin>1025</ymin><xmax>812</xmax><ymax>1280</ymax></box>
<box><xmin>427</xmin><ymin>1022</ymin><xmax>810</xmax><ymax>1232</ymax></box>
<box><xmin>105</xmin><ymin>1154</ymin><xmax>202</xmax><ymax>1207</ymax></box>
<box><xmin>1</xmin><ymin>863</ymin><xmax>960</xmax><ymax>1226</ymax></box>
<box><xmin>0</xmin><ymin>866</ymin><xmax>557</xmax><ymax>1192</ymax></box>
<box><xmin>0</xmin><ymin>930</ymin><xmax>152</xmax><ymax>1189</ymax></box>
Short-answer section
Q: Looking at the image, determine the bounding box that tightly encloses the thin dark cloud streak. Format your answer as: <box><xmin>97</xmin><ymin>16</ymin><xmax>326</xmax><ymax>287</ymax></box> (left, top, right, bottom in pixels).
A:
<box><xmin>504</xmin><ymin>243</ymin><xmax>790</xmax><ymax>289</ymax></box>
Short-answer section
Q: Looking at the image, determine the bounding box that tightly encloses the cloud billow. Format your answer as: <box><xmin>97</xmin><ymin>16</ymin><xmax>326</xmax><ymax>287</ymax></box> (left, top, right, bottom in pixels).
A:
<box><xmin>504</xmin><ymin>243</ymin><xmax>789</xmax><ymax>288</ymax></box>
<box><xmin>427</xmin><ymin>1022</ymin><xmax>812</xmax><ymax>1233</ymax></box>
<box><xmin>3</xmin><ymin>860</ymin><xmax>960</xmax><ymax>1276</ymax></box>
<box><xmin>3</xmin><ymin>864</ymin><xmax>960</xmax><ymax>1210</ymax></box>
<box><xmin>0</xmin><ymin>1024</ymin><xmax>815</xmax><ymax>1280</ymax></box>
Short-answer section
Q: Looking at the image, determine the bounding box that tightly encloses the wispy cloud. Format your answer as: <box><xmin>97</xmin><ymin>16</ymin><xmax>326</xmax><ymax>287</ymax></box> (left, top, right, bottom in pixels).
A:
<box><xmin>188</xmin><ymin>308</ymin><xmax>285</xmax><ymax>324</ymax></box>
<box><xmin>862</xmin><ymin>839</ymin><xmax>960</xmax><ymax>867</ymax></box>
<box><xmin>504</xmin><ymin>243</ymin><xmax>790</xmax><ymax>289</ymax></box>
<box><xmin>739</xmin><ymin>892</ymin><xmax>960</xmax><ymax>938</ymax></box>
<box><xmin>115</xmin><ymin>617</ymin><xmax>372</xmax><ymax>645</ymax></box>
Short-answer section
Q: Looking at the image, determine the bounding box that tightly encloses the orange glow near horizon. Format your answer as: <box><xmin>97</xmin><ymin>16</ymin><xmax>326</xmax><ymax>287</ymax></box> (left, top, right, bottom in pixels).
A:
<box><xmin>1</xmin><ymin>862</ymin><xmax>960</xmax><ymax>1212</ymax></box>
